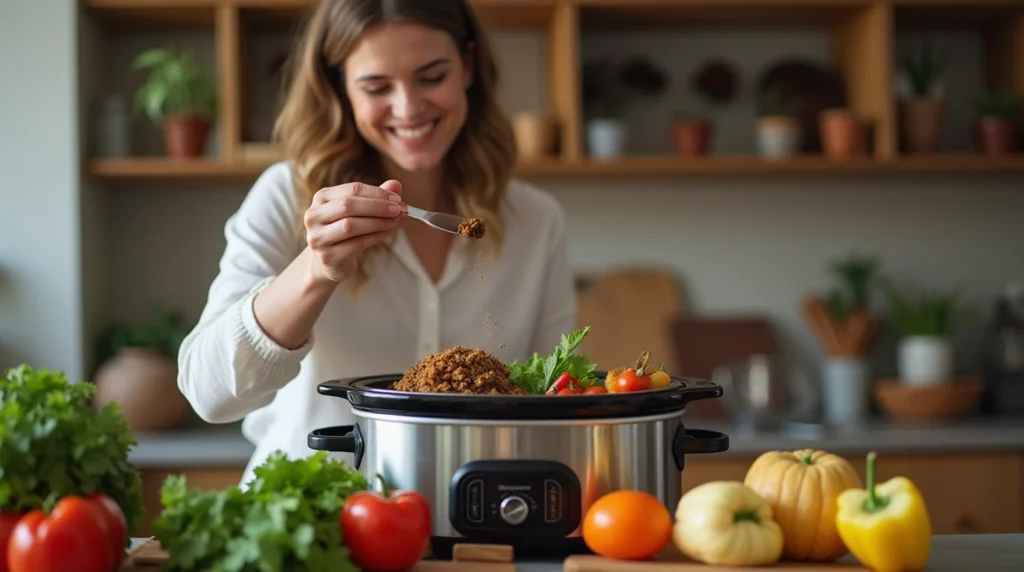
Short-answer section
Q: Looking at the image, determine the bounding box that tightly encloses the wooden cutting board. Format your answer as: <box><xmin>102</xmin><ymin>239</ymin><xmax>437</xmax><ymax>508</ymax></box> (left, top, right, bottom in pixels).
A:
<box><xmin>563</xmin><ymin>554</ymin><xmax>866</xmax><ymax>571</ymax></box>
<box><xmin>121</xmin><ymin>538</ymin><xmax>515</xmax><ymax>571</ymax></box>
<box><xmin>575</xmin><ymin>266</ymin><xmax>685</xmax><ymax>371</ymax></box>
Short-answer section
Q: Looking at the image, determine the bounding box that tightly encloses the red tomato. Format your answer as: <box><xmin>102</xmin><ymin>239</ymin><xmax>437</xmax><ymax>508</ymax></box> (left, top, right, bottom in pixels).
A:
<box><xmin>7</xmin><ymin>496</ymin><xmax>113</xmax><ymax>572</ymax></box>
<box><xmin>0</xmin><ymin>513</ymin><xmax>24</xmax><ymax>572</ymax></box>
<box><xmin>582</xmin><ymin>490</ymin><xmax>672</xmax><ymax>560</ymax></box>
<box><xmin>556</xmin><ymin>387</ymin><xmax>578</xmax><ymax>396</ymax></box>
<box><xmin>341</xmin><ymin>477</ymin><xmax>431</xmax><ymax>572</ymax></box>
<box><xmin>86</xmin><ymin>493</ymin><xmax>127</xmax><ymax>567</ymax></box>
<box><xmin>614</xmin><ymin>369</ymin><xmax>651</xmax><ymax>392</ymax></box>
<box><xmin>546</xmin><ymin>372</ymin><xmax>578</xmax><ymax>395</ymax></box>
<box><xmin>582</xmin><ymin>386</ymin><xmax>608</xmax><ymax>394</ymax></box>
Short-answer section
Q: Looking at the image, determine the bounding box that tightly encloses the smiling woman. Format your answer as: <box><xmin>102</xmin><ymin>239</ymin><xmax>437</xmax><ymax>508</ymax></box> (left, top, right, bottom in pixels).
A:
<box><xmin>175</xmin><ymin>0</ymin><xmax>576</xmax><ymax>487</ymax></box>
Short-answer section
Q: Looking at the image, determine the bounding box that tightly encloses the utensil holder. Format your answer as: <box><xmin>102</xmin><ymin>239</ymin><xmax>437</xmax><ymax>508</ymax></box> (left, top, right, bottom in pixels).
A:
<box><xmin>821</xmin><ymin>357</ymin><xmax>869</xmax><ymax>426</ymax></box>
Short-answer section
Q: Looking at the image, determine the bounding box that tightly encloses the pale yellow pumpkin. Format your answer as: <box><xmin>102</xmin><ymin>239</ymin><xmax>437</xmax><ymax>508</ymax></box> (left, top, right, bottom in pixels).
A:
<box><xmin>743</xmin><ymin>449</ymin><xmax>862</xmax><ymax>561</ymax></box>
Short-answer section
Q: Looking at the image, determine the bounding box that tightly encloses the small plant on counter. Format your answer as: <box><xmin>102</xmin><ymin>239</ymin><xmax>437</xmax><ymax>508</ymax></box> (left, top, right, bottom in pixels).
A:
<box><xmin>132</xmin><ymin>46</ymin><xmax>217</xmax><ymax>158</ymax></box>
<box><xmin>974</xmin><ymin>91</ymin><xmax>1019</xmax><ymax>156</ymax></box>
<box><xmin>880</xmin><ymin>279</ymin><xmax>971</xmax><ymax>386</ymax></box>
<box><xmin>92</xmin><ymin>305</ymin><xmax>193</xmax><ymax>433</ymax></box>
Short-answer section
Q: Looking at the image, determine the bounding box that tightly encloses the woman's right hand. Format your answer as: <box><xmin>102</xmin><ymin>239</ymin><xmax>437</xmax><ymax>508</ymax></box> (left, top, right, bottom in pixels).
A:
<box><xmin>303</xmin><ymin>179</ymin><xmax>404</xmax><ymax>283</ymax></box>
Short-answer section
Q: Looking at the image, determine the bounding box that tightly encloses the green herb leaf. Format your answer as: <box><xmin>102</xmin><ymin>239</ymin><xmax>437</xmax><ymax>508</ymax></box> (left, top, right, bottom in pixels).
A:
<box><xmin>153</xmin><ymin>451</ymin><xmax>369</xmax><ymax>572</ymax></box>
<box><xmin>0</xmin><ymin>365</ymin><xmax>144</xmax><ymax>542</ymax></box>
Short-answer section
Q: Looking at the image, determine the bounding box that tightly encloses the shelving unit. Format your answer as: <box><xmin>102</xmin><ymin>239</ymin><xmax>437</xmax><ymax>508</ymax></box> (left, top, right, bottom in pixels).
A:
<box><xmin>81</xmin><ymin>0</ymin><xmax>1024</xmax><ymax>184</ymax></box>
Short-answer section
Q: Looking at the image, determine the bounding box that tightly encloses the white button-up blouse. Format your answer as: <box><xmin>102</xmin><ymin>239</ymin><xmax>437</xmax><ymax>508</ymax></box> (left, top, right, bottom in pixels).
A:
<box><xmin>176</xmin><ymin>162</ymin><xmax>576</xmax><ymax>485</ymax></box>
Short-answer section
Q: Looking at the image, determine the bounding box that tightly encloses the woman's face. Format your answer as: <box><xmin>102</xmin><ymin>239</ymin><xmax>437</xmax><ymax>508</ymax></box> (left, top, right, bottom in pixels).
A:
<box><xmin>343</xmin><ymin>22</ymin><xmax>472</xmax><ymax>174</ymax></box>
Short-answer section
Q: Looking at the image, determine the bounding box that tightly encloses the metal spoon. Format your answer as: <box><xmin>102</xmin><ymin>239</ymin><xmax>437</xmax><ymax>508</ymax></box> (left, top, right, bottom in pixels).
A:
<box><xmin>401</xmin><ymin>204</ymin><xmax>466</xmax><ymax>236</ymax></box>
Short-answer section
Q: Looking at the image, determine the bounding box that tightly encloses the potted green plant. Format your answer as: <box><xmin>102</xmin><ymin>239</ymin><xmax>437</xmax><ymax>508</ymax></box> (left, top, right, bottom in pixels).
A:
<box><xmin>132</xmin><ymin>46</ymin><xmax>217</xmax><ymax>158</ymax></box>
<box><xmin>670</xmin><ymin>111</ymin><xmax>713</xmax><ymax>157</ymax></box>
<box><xmin>974</xmin><ymin>91</ymin><xmax>1019</xmax><ymax>156</ymax></box>
<box><xmin>880</xmin><ymin>280</ymin><xmax>969</xmax><ymax>387</ymax></box>
<box><xmin>899</xmin><ymin>38</ymin><xmax>948</xmax><ymax>154</ymax></box>
<box><xmin>92</xmin><ymin>306</ymin><xmax>192</xmax><ymax>432</ymax></box>
<box><xmin>755</xmin><ymin>88</ymin><xmax>802</xmax><ymax>159</ymax></box>
<box><xmin>582</xmin><ymin>56</ymin><xmax>668</xmax><ymax>159</ymax></box>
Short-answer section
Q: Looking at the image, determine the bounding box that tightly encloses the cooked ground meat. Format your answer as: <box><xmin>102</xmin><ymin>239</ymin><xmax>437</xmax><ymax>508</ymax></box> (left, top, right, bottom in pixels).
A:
<box><xmin>392</xmin><ymin>345</ymin><xmax>525</xmax><ymax>395</ymax></box>
<box><xmin>457</xmin><ymin>218</ymin><xmax>486</xmax><ymax>239</ymax></box>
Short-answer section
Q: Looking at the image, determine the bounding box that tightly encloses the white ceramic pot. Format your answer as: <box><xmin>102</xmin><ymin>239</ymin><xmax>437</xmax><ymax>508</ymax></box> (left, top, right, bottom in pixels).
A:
<box><xmin>587</xmin><ymin>118</ymin><xmax>626</xmax><ymax>158</ymax></box>
<box><xmin>821</xmin><ymin>357</ymin><xmax>869</xmax><ymax>426</ymax></box>
<box><xmin>899</xmin><ymin>336</ymin><xmax>953</xmax><ymax>386</ymax></box>
<box><xmin>756</xmin><ymin>116</ymin><xmax>802</xmax><ymax>159</ymax></box>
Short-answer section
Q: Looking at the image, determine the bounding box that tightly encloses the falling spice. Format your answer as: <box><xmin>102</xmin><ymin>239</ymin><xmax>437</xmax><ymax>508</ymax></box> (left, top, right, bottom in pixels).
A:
<box><xmin>472</xmin><ymin>236</ymin><xmax>491</xmax><ymax>284</ymax></box>
<box><xmin>457</xmin><ymin>218</ymin><xmax>486</xmax><ymax>239</ymax></box>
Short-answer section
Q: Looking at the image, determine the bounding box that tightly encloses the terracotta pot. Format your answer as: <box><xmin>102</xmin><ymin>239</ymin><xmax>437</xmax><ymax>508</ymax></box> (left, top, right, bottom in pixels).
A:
<box><xmin>513</xmin><ymin>112</ymin><xmax>558</xmax><ymax>160</ymax></box>
<box><xmin>900</xmin><ymin>97</ymin><xmax>944</xmax><ymax>154</ymax></box>
<box><xmin>819</xmin><ymin>109</ymin><xmax>866</xmax><ymax>159</ymax></box>
<box><xmin>670</xmin><ymin>121</ymin><xmax>712</xmax><ymax>157</ymax></box>
<box><xmin>163</xmin><ymin>114</ymin><xmax>211</xmax><ymax>158</ymax></box>
<box><xmin>93</xmin><ymin>347</ymin><xmax>189</xmax><ymax>433</ymax></box>
<box><xmin>977</xmin><ymin>117</ymin><xmax>1017</xmax><ymax>156</ymax></box>
<box><xmin>756</xmin><ymin>116</ymin><xmax>802</xmax><ymax>159</ymax></box>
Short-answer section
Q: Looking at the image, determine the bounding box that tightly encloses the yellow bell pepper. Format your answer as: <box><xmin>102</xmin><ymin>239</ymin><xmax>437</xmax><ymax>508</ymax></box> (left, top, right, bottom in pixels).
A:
<box><xmin>835</xmin><ymin>451</ymin><xmax>932</xmax><ymax>572</ymax></box>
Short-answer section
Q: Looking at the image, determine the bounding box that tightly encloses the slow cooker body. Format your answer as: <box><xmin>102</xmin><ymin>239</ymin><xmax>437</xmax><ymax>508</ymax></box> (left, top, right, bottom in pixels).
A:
<box><xmin>307</xmin><ymin>374</ymin><xmax>730</xmax><ymax>558</ymax></box>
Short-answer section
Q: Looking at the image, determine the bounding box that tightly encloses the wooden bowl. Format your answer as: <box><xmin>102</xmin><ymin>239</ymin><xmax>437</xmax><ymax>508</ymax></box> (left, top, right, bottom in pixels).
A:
<box><xmin>873</xmin><ymin>377</ymin><xmax>984</xmax><ymax>422</ymax></box>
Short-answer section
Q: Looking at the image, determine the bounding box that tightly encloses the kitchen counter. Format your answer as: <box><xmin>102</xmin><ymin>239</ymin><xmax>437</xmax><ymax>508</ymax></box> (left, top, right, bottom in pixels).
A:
<box><xmin>128</xmin><ymin>417</ymin><xmax>1024</xmax><ymax>468</ymax></box>
<box><xmin>128</xmin><ymin>534</ymin><xmax>1024</xmax><ymax>570</ymax></box>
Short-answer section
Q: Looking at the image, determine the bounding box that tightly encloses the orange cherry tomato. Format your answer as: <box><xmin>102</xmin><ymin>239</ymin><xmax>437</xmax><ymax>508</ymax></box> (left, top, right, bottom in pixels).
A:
<box><xmin>582</xmin><ymin>490</ymin><xmax>672</xmax><ymax>560</ymax></box>
<box><xmin>582</xmin><ymin>386</ymin><xmax>608</xmax><ymax>394</ymax></box>
<box><xmin>614</xmin><ymin>369</ymin><xmax>650</xmax><ymax>392</ymax></box>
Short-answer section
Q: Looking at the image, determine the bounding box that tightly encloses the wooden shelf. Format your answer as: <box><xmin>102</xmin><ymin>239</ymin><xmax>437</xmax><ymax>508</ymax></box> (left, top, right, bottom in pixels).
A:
<box><xmin>85</xmin><ymin>154</ymin><xmax>1024</xmax><ymax>183</ymax></box>
<box><xmin>81</xmin><ymin>0</ymin><xmax>1024</xmax><ymax>183</ymax></box>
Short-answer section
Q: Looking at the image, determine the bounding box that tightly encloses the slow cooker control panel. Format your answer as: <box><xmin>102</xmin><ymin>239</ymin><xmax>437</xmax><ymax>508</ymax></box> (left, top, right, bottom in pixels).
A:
<box><xmin>449</xmin><ymin>460</ymin><xmax>581</xmax><ymax>539</ymax></box>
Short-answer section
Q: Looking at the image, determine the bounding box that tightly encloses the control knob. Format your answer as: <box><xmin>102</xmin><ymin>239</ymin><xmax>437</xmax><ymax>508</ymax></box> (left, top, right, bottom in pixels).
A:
<box><xmin>498</xmin><ymin>495</ymin><xmax>529</xmax><ymax>526</ymax></box>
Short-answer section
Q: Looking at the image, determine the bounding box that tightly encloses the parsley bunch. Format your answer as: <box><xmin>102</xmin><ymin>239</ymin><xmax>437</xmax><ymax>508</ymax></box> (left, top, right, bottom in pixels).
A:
<box><xmin>0</xmin><ymin>364</ymin><xmax>144</xmax><ymax>536</ymax></box>
<box><xmin>153</xmin><ymin>451</ymin><xmax>369</xmax><ymax>572</ymax></box>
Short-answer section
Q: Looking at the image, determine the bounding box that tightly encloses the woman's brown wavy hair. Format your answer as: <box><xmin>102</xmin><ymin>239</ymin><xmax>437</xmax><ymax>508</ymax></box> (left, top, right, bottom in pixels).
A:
<box><xmin>273</xmin><ymin>0</ymin><xmax>517</xmax><ymax>296</ymax></box>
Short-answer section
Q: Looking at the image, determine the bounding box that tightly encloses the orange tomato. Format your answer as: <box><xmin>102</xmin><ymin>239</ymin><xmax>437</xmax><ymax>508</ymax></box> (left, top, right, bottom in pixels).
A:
<box><xmin>582</xmin><ymin>490</ymin><xmax>672</xmax><ymax>560</ymax></box>
<box><xmin>614</xmin><ymin>369</ymin><xmax>651</xmax><ymax>392</ymax></box>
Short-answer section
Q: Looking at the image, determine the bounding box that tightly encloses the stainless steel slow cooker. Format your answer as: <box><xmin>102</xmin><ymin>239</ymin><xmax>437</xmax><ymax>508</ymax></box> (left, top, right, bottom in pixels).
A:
<box><xmin>307</xmin><ymin>374</ymin><xmax>729</xmax><ymax>558</ymax></box>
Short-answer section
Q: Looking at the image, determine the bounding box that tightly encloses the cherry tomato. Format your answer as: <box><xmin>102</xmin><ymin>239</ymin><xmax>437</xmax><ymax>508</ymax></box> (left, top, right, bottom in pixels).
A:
<box><xmin>582</xmin><ymin>386</ymin><xmax>608</xmax><ymax>394</ymax></box>
<box><xmin>8</xmin><ymin>496</ymin><xmax>114</xmax><ymax>572</ymax></box>
<box><xmin>614</xmin><ymin>369</ymin><xmax>651</xmax><ymax>392</ymax></box>
<box><xmin>556</xmin><ymin>388</ymin><xmax>577</xmax><ymax>396</ymax></box>
<box><xmin>547</xmin><ymin>372</ymin><xmax>578</xmax><ymax>395</ymax></box>
<box><xmin>649</xmin><ymin>369</ymin><xmax>671</xmax><ymax>390</ymax></box>
<box><xmin>582</xmin><ymin>490</ymin><xmax>672</xmax><ymax>560</ymax></box>
<box><xmin>0</xmin><ymin>513</ymin><xmax>24</xmax><ymax>572</ymax></box>
<box><xmin>341</xmin><ymin>475</ymin><xmax>431</xmax><ymax>572</ymax></box>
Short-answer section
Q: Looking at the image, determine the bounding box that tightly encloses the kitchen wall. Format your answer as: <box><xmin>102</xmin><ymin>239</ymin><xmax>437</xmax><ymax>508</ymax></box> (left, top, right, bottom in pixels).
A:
<box><xmin>2</xmin><ymin>2</ymin><xmax>1022</xmax><ymax>385</ymax></box>
<box><xmin>0</xmin><ymin>0</ymin><xmax>84</xmax><ymax>380</ymax></box>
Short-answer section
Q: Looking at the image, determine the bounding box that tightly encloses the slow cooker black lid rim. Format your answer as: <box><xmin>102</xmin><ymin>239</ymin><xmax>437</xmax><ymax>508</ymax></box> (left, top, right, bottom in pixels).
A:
<box><xmin>316</xmin><ymin>373</ymin><xmax>723</xmax><ymax>419</ymax></box>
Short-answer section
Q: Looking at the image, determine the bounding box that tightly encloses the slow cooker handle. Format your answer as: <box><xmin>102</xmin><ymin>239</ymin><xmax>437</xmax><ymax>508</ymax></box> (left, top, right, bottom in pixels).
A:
<box><xmin>307</xmin><ymin>424</ymin><xmax>365</xmax><ymax>470</ymax></box>
<box><xmin>671</xmin><ymin>427</ymin><xmax>730</xmax><ymax>472</ymax></box>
